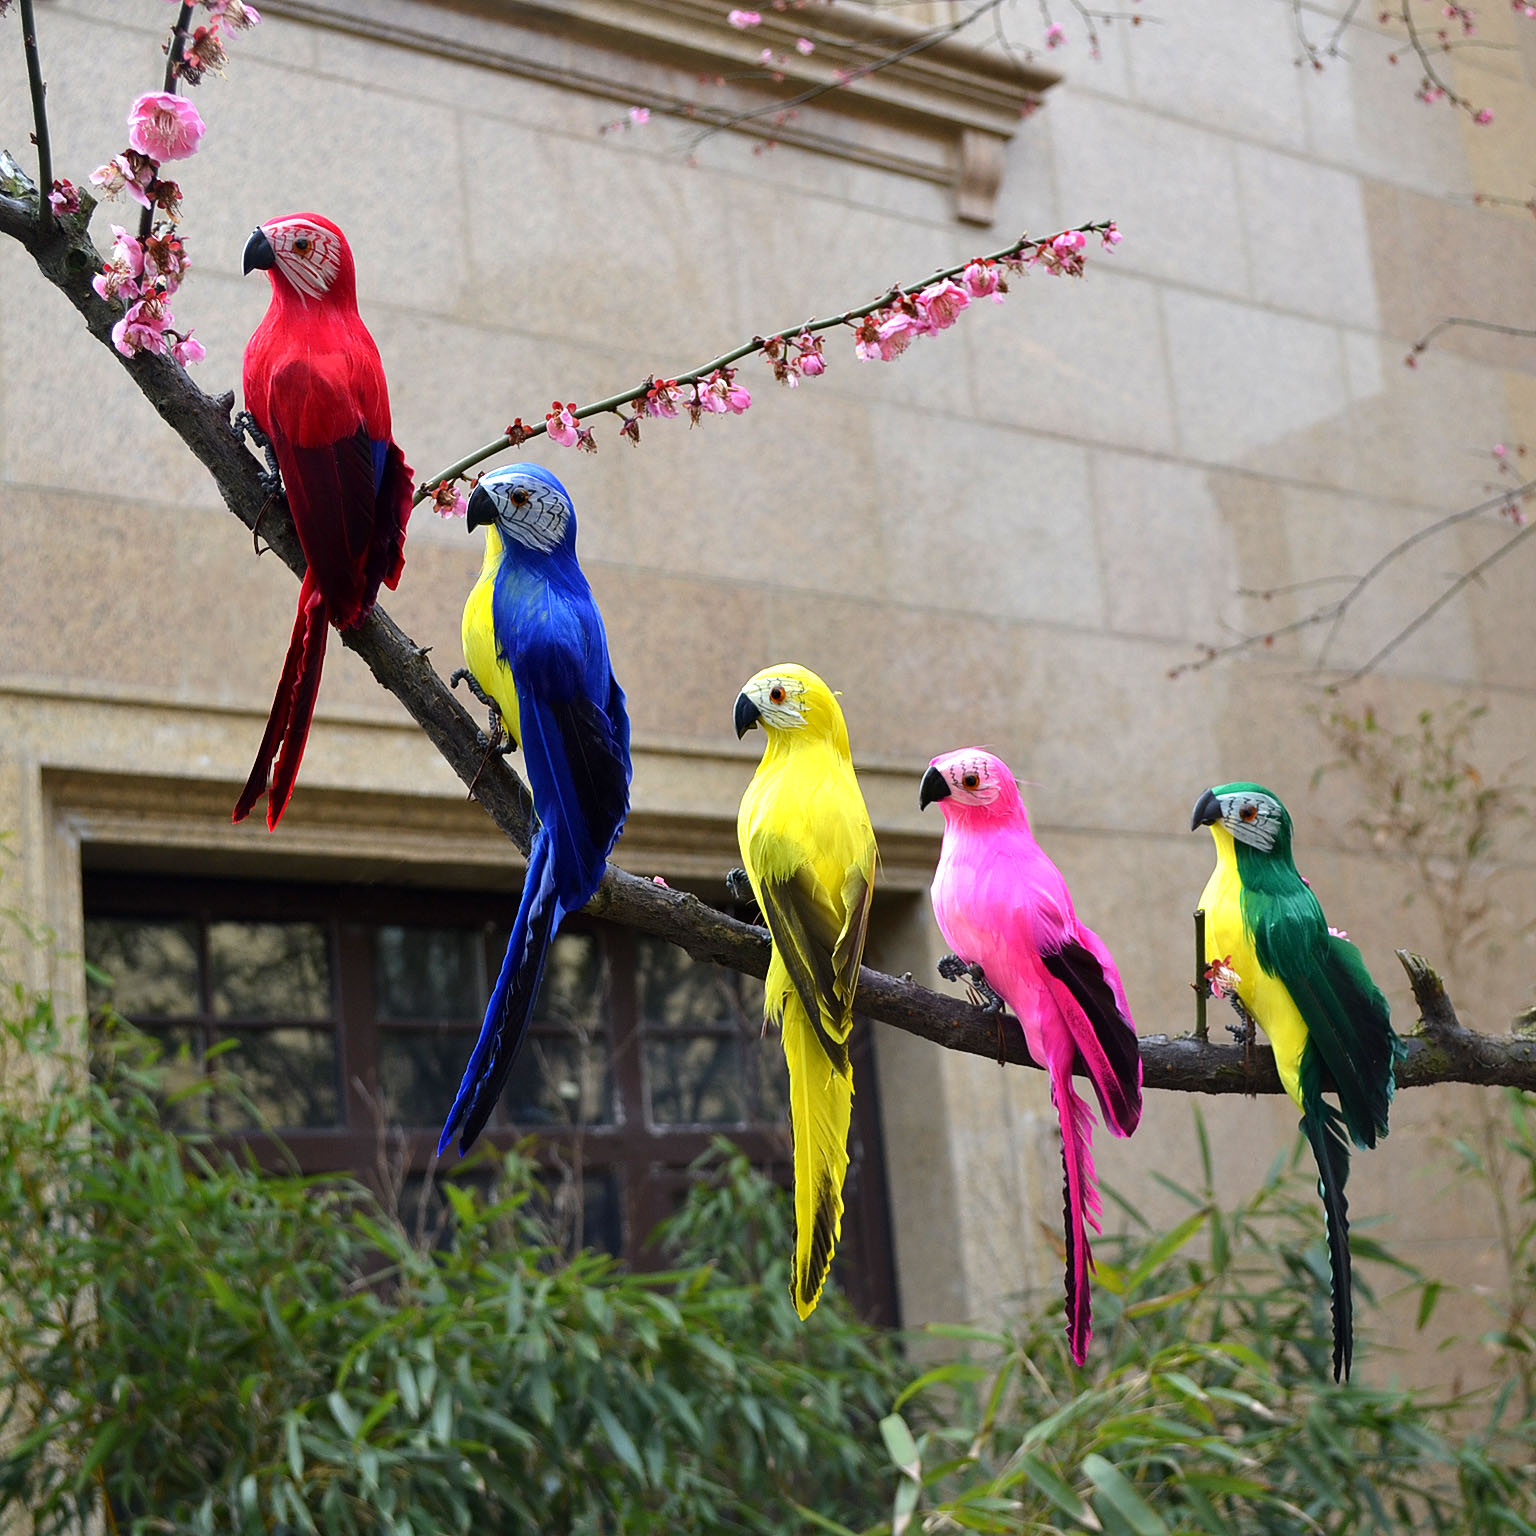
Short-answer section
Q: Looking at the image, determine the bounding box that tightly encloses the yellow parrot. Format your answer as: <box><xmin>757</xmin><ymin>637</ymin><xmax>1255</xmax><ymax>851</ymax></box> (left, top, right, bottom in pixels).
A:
<box><xmin>733</xmin><ymin>664</ymin><xmax>877</xmax><ymax>1319</ymax></box>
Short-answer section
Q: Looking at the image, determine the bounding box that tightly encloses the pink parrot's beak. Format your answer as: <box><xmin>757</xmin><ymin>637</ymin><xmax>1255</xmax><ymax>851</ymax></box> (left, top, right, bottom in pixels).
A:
<box><xmin>918</xmin><ymin>765</ymin><xmax>950</xmax><ymax>811</ymax></box>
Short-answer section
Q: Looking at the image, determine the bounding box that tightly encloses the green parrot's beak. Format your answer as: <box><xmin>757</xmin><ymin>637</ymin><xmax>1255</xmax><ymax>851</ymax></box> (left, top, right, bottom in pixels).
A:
<box><xmin>242</xmin><ymin>227</ymin><xmax>276</xmax><ymax>274</ymax></box>
<box><xmin>1191</xmin><ymin>788</ymin><xmax>1222</xmax><ymax>830</ymax></box>
<box><xmin>734</xmin><ymin>693</ymin><xmax>760</xmax><ymax>739</ymax></box>
<box><xmin>918</xmin><ymin>765</ymin><xmax>950</xmax><ymax>810</ymax></box>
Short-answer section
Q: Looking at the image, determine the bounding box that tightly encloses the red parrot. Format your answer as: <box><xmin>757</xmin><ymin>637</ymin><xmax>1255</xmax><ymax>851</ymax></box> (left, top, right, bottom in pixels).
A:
<box><xmin>234</xmin><ymin>212</ymin><xmax>413</xmax><ymax>829</ymax></box>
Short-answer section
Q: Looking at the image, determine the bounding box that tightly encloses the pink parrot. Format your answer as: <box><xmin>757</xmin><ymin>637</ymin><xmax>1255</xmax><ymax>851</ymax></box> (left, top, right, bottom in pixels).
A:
<box><xmin>921</xmin><ymin>748</ymin><xmax>1143</xmax><ymax>1365</ymax></box>
<box><xmin>233</xmin><ymin>212</ymin><xmax>413</xmax><ymax>829</ymax></box>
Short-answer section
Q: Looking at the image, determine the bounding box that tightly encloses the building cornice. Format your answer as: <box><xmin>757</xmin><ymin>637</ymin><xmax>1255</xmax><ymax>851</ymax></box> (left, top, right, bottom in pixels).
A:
<box><xmin>259</xmin><ymin>0</ymin><xmax>1058</xmax><ymax>222</ymax></box>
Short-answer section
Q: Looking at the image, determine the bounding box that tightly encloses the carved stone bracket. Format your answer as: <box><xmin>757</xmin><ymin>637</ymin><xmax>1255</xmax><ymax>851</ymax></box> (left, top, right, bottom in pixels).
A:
<box><xmin>258</xmin><ymin>0</ymin><xmax>1059</xmax><ymax>223</ymax></box>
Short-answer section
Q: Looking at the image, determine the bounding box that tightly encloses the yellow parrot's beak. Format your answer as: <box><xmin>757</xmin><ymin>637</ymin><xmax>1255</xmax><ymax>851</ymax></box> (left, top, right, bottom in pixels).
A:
<box><xmin>734</xmin><ymin>692</ymin><xmax>760</xmax><ymax>739</ymax></box>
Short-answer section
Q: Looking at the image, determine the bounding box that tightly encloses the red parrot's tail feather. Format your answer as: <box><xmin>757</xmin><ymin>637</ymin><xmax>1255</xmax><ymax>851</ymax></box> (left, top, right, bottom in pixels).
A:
<box><xmin>233</xmin><ymin>575</ymin><xmax>327</xmax><ymax>829</ymax></box>
<box><xmin>1052</xmin><ymin>1063</ymin><xmax>1100</xmax><ymax>1367</ymax></box>
<box><xmin>267</xmin><ymin>586</ymin><xmax>328</xmax><ymax>828</ymax></box>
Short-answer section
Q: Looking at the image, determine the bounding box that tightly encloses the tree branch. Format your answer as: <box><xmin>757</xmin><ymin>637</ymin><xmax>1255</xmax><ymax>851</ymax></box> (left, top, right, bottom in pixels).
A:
<box><xmin>5</xmin><ymin>187</ymin><xmax>1536</xmax><ymax>1095</ymax></box>
<box><xmin>139</xmin><ymin>3</ymin><xmax>195</xmax><ymax>242</ymax></box>
<box><xmin>17</xmin><ymin>0</ymin><xmax>52</xmax><ymax>234</ymax></box>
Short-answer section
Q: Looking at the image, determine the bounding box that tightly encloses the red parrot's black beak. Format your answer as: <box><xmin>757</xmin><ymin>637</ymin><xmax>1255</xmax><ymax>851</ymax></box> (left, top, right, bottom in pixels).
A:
<box><xmin>919</xmin><ymin>765</ymin><xmax>951</xmax><ymax>810</ymax></box>
<box><xmin>1191</xmin><ymin>788</ymin><xmax>1222</xmax><ymax>830</ymax></box>
<box><xmin>242</xmin><ymin>227</ymin><xmax>276</xmax><ymax>274</ymax></box>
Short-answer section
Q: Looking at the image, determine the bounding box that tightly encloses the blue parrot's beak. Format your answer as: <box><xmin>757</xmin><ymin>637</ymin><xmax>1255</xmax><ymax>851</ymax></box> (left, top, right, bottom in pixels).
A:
<box><xmin>465</xmin><ymin>485</ymin><xmax>495</xmax><ymax>532</ymax></box>
<box><xmin>734</xmin><ymin>693</ymin><xmax>760</xmax><ymax>739</ymax></box>
<box><xmin>242</xmin><ymin>227</ymin><xmax>276</xmax><ymax>274</ymax></box>
<box><xmin>1191</xmin><ymin>788</ymin><xmax>1222</xmax><ymax>830</ymax></box>
<box><xmin>919</xmin><ymin>765</ymin><xmax>950</xmax><ymax>810</ymax></box>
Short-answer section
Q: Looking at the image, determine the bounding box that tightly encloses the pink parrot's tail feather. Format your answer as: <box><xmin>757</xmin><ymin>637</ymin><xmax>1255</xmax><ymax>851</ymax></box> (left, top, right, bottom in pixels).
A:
<box><xmin>1053</xmin><ymin>1064</ymin><xmax>1100</xmax><ymax>1367</ymax></box>
<box><xmin>233</xmin><ymin>575</ymin><xmax>327</xmax><ymax>830</ymax></box>
<box><xmin>1042</xmin><ymin>937</ymin><xmax>1143</xmax><ymax>1138</ymax></box>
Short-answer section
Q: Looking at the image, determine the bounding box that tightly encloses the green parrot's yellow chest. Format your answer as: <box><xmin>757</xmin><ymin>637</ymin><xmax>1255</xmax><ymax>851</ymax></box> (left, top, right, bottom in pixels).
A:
<box><xmin>1199</xmin><ymin>828</ymin><xmax>1309</xmax><ymax>1110</ymax></box>
<box><xmin>462</xmin><ymin>536</ymin><xmax>521</xmax><ymax>745</ymax></box>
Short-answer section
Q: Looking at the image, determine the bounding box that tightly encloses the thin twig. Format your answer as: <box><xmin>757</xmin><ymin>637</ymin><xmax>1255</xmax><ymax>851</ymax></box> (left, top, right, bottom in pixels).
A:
<box><xmin>412</xmin><ymin>219</ymin><xmax>1114</xmax><ymax>503</ymax></box>
<box><xmin>17</xmin><ymin>0</ymin><xmax>52</xmax><ymax>233</ymax></box>
<box><xmin>1170</xmin><ymin>479</ymin><xmax>1536</xmax><ymax>680</ymax></box>
<box><xmin>140</xmin><ymin>3</ymin><xmax>194</xmax><ymax>241</ymax></box>
<box><xmin>1409</xmin><ymin>315</ymin><xmax>1536</xmax><ymax>360</ymax></box>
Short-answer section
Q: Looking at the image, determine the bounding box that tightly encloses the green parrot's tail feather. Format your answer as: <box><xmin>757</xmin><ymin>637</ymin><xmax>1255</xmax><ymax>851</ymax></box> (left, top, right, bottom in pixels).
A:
<box><xmin>1300</xmin><ymin>1044</ymin><xmax>1353</xmax><ymax>1381</ymax></box>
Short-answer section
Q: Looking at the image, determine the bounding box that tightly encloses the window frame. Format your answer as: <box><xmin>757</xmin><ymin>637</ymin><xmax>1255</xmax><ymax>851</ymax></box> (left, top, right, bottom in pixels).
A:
<box><xmin>82</xmin><ymin>870</ymin><xmax>900</xmax><ymax>1323</ymax></box>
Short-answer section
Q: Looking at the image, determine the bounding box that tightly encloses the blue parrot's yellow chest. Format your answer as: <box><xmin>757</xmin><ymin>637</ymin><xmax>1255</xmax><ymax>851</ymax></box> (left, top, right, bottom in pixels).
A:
<box><xmin>1199</xmin><ymin>828</ymin><xmax>1309</xmax><ymax>1109</ymax></box>
<box><xmin>462</xmin><ymin>534</ymin><xmax>521</xmax><ymax>745</ymax></box>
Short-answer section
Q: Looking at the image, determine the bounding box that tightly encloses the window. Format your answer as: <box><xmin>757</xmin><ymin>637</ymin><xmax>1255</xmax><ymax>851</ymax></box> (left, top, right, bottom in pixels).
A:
<box><xmin>82</xmin><ymin>872</ymin><xmax>899</xmax><ymax>1323</ymax></box>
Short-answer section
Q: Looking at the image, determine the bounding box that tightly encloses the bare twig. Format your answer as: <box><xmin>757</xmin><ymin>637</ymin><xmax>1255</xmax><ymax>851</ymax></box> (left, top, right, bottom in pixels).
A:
<box><xmin>5</xmin><ymin>189</ymin><xmax>1536</xmax><ymax>1095</ymax></box>
<box><xmin>1170</xmin><ymin>478</ymin><xmax>1536</xmax><ymax>681</ymax></box>
<box><xmin>17</xmin><ymin>0</ymin><xmax>51</xmax><ymax>234</ymax></box>
<box><xmin>413</xmin><ymin>219</ymin><xmax>1115</xmax><ymax>503</ymax></box>
<box><xmin>1409</xmin><ymin>315</ymin><xmax>1536</xmax><ymax>362</ymax></box>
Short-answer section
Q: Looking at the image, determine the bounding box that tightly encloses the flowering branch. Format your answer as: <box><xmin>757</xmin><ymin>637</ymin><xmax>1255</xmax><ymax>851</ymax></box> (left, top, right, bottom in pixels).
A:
<box><xmin>16</xmin><ymin>0</ymin><xmax>50</xmax><ymax>233</ymax></box>
<box><xmin>6</xmin><ymin>185</ymin><xmax>1536</xmax><ymax>1094</ymax></box>
<box><xmin>1170</xmin><ymin>478</ymin><xmax>1536</xmax><ymax>683</ymax></box>
<box><xmin>1398</xmin><ymin>0</ymin><xmax>1497</xmax><ymax>120</ymax></box>
<box><xmin>414</xmin><ymin>219</ymin><xmax>1120</xmax><ymax>505</ymax></box>
<box><xmin>139</xmin><ymin>4</ymin><xmax>194</xmax><ymax>241</ymax></box>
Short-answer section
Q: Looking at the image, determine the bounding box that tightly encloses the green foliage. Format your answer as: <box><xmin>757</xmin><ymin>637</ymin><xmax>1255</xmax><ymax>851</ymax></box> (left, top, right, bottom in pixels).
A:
<box><xmin>0</xmin><ymin>1001</ymin><xmax>902</xmax><ymax>1535</ymax></box>
<box><xmin>866</xmin><ymin>1114</ymin><xmax>1536</xmax><ymax>1535</ymax></box>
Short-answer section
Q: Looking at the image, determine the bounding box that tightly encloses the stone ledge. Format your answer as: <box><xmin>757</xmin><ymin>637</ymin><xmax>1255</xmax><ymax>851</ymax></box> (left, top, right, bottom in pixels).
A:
<box><xmin>258</xmin><ymin>0</ymin><xmax>1059</xmax><ymax>222</ymax></box>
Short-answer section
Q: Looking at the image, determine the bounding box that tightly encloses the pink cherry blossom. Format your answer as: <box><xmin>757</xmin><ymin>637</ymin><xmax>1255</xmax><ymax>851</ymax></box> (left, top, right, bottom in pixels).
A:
<box><xmin>853</xmin><ymin>311</ymin><xmax>902</xmax><ymax>362</ymax></box>
<box><xmin>111</xmin><ymin>297</ymin><xmax>170</xmax><ymax>358</ymax></box>
<box><xmin>642</xmin><ymin>378</ymin><xmax>683</xmax><ymax>417</ymax></box>
<box><xmin>1045</xmin><ymin>21</ymin><xmax>1065</xmax><ymax>47</ymax></box>
<box><xmin>629</xmin><ymin>106</ymin><xmax>651</xmax><ymax>126</ymax></box>
<box><xmin>795</xmin><ymin>36</ymin><xmax>815</xmax><ymax>53</ymax></box>
<box><xmin>872</xmin><ymin>307</ymin><xmax>923</xmax><ymax>358</ymax></box>
<box><xmin>1101</xmin><ymin>221</ymin><xmax>1123</xmax><ymax>248</ymax></box>
<box><xmin>90</xmin><ymin>152</ymin><xmax>157</xmax><ymax>209</ymax></box>
<box><xmin>545</xmin><ymin>401</ymin><xmax>581</xmax><ymax>446</ymax></box>
<box><xmin>1204</xmin><ymin>956</ymin><xmax>1241</xmax><ymax>1000</ymax></box>
<box><xmin>793</xmin><ymin>330</ymin><xmax>826</xmax><ymax>377</ymax></box>
<box><xmin>727</xmin><ymin>9</ymin><xmax>762</xmax><ymax>26</ymax></box>
<box><xmin>1327</xmin><ymin>925</ymin><xmax>1349</xmax><ymax>941</ymax></box>
<box><xmin>180</xmin><ymin>25</ymin><xmax>228</xmax><ymax>83</ymax></box>
<box><xmin>48</xmin><ymin>180</ymin><xmax>81</xmax><ymax>217</ymax></box>
<box><xmin>142</xmin><ymin>229</ymin><xmax>189</xmax><ymax>288</ymax></box>
<box><xmin>429</xmin><ymin>479</ymin><xmax>468</xmax><ymax>517</ymax></box>
<box><xmin>1033</xmin><ymin>228</ymin><xmax>1088</xmax><ymax>277</ymax></box>
<box><xmin>171</xmin><ymin>330</ymin><xmax>206</xmax><ymax>367</ymax></box>
<box><xmin>209</xmin><ymin>0</ymin><xmax>261</xmax><ymax>30</ymax></box>
<box><xmin>1474</xmin><ymin>107</ymin><xmax>1494</xmax><ymax>123</ymax></box>
<box><xmin>127</xmin><ymin>93</ymin><xmax>206</xmax><ymax>163</ymax></box>
<box><xmin>695</xmin><ymin>368</ymin><xmax>751</xmax><ymax>415</ymax></box>
<box><xmin>961</xmin><ymin>259</ymin><xmax>1005</xmax><ymax>301</ymax></box>
<box><xmin>917</xmin><ymin>277</ymin><xmax>971</xmax><ymax>331</ymax></box>
<box><xmin>93</xmin><ymin>226</ymin><xmax>146</xmax><ymax>305</ymax></box>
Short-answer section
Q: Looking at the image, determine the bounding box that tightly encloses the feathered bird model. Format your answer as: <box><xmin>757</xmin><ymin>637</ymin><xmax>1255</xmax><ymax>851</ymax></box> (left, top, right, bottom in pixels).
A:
<box><xmin>733</xmin><ymin>665</ymin><xmax>876</xmax><ymax>1318</ymax></box>
<box><xmin>235</xmin><ymin>212</ymin><xmax>413</xmax><ymax>829</ymax></box>
<box><xmin>439</xmin><ymin>464</ymin><xmax>631</xmax><ymax>1157</ymax></box>
<box><xmin>922</xmin><ymin>749</ymin><xmax>1142</xmax><ymax>1365</ymax></box>
<box><xmin>1192</xmin><ymin>781</ymin><xmax>1405</xmax><ymax>1380</ymax></box>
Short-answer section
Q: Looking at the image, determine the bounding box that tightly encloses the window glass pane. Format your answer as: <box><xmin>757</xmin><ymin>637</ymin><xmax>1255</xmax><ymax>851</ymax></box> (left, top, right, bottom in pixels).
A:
<box><xmin>534</xmin><ymin>932</ymin><xmax>604</xmax><ymax>1031</ymax></box>
<box><xmin>84</xmin><ymin>918</ymin><xmax>200</xmax><ymax>1018</ymax></box>
<box><xmin>752</xmin><ymin>1032</ymin><xmax>791</xmax><ymax>1123</ymax></box>
<box><xmin>374</xmin><ymin>926</ymin><xmax>482</xmax><ymax>1021</ymax></box>
<box><xmin>212</xmin><ymin>1026</ymin><xmax>339</xmax><ymax>1129</ymax></box>
<box><xmin>208</xmin><ymin>922</ymin><xmax>330</xmax><ymax>1020</ymax></box>
<box><xmin>396</xmin><ymin>1170</ymin><xmax>495</xmax><ymax>1252</ymax></box>
<box><xmin>503</xmin><ymin>1031</ymin><xmax>614</xmax><ymax>1127</ymax></box>
<box><xmin>636</xmin><ymin>935</ymin><xmax>749</xmax><ymax>1029</ymax></box>
<box><xmin>377</xmin><ymin>1026</ymin><xmax>477</xmax><ymax>1129</ymax></box>
<box><xmin>646</xmin><ymin>1036</ymin><xmax>748</xmax><ymax>1125</ymax></box>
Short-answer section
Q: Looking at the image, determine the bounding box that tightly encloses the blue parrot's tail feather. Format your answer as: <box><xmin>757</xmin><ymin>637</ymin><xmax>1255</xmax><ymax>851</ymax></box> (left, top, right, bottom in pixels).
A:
<box><xmin>438</xmin><ymin>833</ymin><xmax>562</xmax><ymax>1158</ymax></box>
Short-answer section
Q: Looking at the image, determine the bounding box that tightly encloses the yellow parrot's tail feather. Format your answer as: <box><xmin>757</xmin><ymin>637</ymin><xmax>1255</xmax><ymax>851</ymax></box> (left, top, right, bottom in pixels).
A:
<box><xmin>783</xmin><ymin>1001</ymin><xmax>854</xmax><ymax>1319</ymax></box>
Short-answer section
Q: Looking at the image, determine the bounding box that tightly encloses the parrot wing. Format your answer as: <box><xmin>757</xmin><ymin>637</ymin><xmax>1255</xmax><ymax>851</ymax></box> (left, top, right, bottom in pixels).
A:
<box><xmin>266</xmin><ymin>359</ymin><xmax>410</xmax><ymax>630</ymax></box>
<box><xmin>1253</xmin><ymin>893</ymin><xmax>1402</xmax><ymax>1151</ymax></box>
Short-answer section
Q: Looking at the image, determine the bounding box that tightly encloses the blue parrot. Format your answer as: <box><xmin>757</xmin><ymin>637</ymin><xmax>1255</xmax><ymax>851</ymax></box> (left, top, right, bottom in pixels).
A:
<box><xmin>439</xmin><ymin>463</ymin><xmax>632</xmax><ymax>1157</ymax></box>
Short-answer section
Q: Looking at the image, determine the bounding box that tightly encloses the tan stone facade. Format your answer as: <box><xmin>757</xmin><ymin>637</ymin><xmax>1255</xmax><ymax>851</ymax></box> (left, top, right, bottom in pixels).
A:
<box><xmin>2</xmin><ymin>0</ymin><xmax>1534</xmax><ymax>1386</ymax></box>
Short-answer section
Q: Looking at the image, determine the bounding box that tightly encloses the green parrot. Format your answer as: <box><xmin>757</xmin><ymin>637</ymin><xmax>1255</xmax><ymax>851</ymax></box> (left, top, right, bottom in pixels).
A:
<box><xmin>1192</xmin><ymin>781</ymin><xmax>1407</xmax><ymax>1380</ymax></box>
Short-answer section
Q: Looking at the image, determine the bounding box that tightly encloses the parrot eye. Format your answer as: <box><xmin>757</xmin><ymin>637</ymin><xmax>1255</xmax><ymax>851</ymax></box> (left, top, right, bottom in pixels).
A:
<box><xmin>961</xmin><ymin>772</ymin><xmax>980</xmax><ymax>790</ymax></box>
<box><xmin>292</xmin><ymin>236</ymin><xmax>311</xmax><ymax>254</ymax></box>
<box><xmin>769</xmin><ymin>685</ymin><xmax>786</xmax><ymax>705</ymax></box>
<box><xmin>510</xmin><ymin>488</ymin><xmax>530</xmax><ymax>507</ymax></box>
<box><xmin>1240</xmin><ymin>803</ymin><xmax>1258</xmax><ymax>822</ymax></box>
